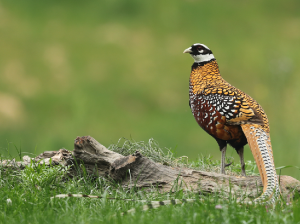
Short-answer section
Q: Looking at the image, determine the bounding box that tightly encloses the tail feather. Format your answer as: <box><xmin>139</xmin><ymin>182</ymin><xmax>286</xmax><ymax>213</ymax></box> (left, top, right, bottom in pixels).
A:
<box><xmin>51</xmin><ymin>194</ymin><xmax>196</xmax><ymax>215</ymax></box>
<box><xmin>241</xmin><ymin>124</ymin><xmax>280</xmax><ymax>203</ymax></box>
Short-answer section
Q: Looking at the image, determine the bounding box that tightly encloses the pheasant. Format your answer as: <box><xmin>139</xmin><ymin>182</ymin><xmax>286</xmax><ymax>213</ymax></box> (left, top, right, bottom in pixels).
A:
<box><xmin>183</xmin><ymin>43</ymin><xmax>280</xmax><ymax>202</ymax></box>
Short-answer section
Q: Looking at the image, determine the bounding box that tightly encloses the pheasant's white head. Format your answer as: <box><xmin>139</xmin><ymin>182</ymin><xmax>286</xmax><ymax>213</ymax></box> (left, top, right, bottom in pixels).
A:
<box><xmin>183</xmin><ymin>43</ymin><xmax>215</xmax><ymax>63</ymax></box>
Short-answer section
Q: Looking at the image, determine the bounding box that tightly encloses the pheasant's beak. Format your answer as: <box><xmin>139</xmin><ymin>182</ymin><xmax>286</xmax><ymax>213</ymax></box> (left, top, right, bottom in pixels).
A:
<box><xmin>183</xmin><ymin>47</ymin><xmax>192</xmax><ymax>54</ymax></box>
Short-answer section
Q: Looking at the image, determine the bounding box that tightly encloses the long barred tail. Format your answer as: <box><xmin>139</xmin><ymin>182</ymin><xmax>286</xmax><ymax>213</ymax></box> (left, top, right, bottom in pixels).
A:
<box><xmin>123</xmin><ymin>198</ymin><xmax>196</xmax><ymax>215</ymax></box>
<box><xmin>51</xmin><ymin>194</ymin><xmax>196</xmax><ymax>215</ymax></box>
<box><xmin>241</xmin><ymin>124</ymin><xmax>280</xmax><ymax>203</ymax></box>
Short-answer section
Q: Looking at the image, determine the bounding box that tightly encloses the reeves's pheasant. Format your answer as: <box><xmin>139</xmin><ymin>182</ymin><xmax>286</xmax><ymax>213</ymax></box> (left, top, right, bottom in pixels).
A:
<box><xmin>184</xmin><ymin>43</ymin><xmax>280</xmax><ymax>203</ymax></box>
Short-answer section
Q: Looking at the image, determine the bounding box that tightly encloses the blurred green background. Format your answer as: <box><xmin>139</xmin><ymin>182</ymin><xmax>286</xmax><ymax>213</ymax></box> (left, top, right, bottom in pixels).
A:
<box><xmin>0</xmin><ymin>0</ymin><xmax>299</xmax><ymax>179</ymax></box>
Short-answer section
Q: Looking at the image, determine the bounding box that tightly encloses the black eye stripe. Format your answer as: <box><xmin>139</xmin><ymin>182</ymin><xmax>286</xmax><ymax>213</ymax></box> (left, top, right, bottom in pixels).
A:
<box><xmin>190</xmin><ymin>44</ymin><xmax>213</xmax><ymax>55</ymax></box>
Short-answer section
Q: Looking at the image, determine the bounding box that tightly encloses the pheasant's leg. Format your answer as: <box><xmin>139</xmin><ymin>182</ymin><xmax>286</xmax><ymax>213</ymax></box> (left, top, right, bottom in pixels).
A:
<box><xmin>237</xmin><ymin>147</ymin><xmax>246</xmax><ymax>176</ymax></box>
<box><xmin>220</xmin><ymin>145</ymin><xmax>227</xmax><ymax>174</ymax></box>
<box><xmin>216</xmin><ymin>139</ymin><xmax>227</xmax><ymax>175</ymax></box>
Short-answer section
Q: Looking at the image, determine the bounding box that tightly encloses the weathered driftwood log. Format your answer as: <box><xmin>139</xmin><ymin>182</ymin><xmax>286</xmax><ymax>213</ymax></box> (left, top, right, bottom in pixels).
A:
<box><xmin>2</xmin><ymin>136</ymin><xmax>299</xmax><ymax>200</ymax></box>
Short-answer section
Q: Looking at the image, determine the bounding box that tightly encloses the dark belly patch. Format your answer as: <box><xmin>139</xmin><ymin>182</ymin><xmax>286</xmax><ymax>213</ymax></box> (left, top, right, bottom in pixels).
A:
<box><xmin>191</xmin><ymin>95</ymin><xmax>243</xmax><ymax>141</ymax></box>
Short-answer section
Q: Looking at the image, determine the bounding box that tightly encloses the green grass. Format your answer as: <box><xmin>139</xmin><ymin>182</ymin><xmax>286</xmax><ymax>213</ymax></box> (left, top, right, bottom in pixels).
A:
<box><xmin>1</xmin><ymin>139</ymin><xmax>299</xmax><ymax>224</ymax></box>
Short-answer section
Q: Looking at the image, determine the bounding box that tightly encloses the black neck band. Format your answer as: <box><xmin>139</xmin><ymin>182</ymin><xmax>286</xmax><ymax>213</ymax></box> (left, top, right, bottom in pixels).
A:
<box><xmin>192</xmin><ymin>58</ymin><xmax>216</xmax><ymax>70</ymax></box>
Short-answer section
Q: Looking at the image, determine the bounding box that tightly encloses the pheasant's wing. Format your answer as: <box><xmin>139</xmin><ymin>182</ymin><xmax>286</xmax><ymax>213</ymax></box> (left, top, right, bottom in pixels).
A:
<box><xmin>191</xmin><ymin>87</ymin><xmax>264</xmax><ymax>126</ymax></box>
